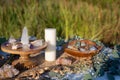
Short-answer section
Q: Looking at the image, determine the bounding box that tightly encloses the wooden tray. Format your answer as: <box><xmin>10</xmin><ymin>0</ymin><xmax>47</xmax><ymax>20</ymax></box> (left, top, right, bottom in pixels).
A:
<box><xmin>1</xmin><ymin>42</ymin><xmax>47</xmax><ymax>55</ymax></box>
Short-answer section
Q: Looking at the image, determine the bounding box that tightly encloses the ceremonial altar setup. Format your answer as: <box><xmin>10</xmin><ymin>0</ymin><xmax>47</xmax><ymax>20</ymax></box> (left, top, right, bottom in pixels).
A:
<box><xmin>0</xmin><ymin>27</ymin><xmax>120</xmax><ymax>80</ymax></box>
<box><xmin>1</xmin><ymin>27</ymin><xmax>47</xmax><ymax>68</ymax></box>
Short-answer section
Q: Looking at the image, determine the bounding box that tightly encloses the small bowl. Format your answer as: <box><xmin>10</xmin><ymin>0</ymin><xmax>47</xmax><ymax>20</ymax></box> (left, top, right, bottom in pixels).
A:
<box><xmin>64</xmin><ymin>40</ymin><xmax>102</xmax><ymax>57</ymax></box>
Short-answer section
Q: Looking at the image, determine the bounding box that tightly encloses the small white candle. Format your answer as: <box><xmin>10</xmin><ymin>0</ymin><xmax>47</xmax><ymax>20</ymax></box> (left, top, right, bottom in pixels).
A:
<box><xmin>45</xmin><ymin>28</ymin><xmax>56</xmax><ymax>61</ymax></box>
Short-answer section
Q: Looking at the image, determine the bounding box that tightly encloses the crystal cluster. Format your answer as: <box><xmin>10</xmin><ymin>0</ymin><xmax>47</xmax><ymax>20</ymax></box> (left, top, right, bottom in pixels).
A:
<box><xmin>8</xmin><ymin>36</ymin><xmax>16</xmax><ymax>44</ymax></box>
<box><xmin>7</xmin><ymin>27</ymin><xmax>44</xmax><ymax>50</ymax></box>
<box><xmin>56</xmin><ymin>57</ymin><xmax>75</xmax><ymax>65</ymax></box>
<box><xmin>31</xmin><ymin>39</ymin><xmax>43</xmax><ymax>47</ymax></box>
<box><xmin>21</xmin><ymin>27</ymin><xmax>29</xmax><ymax>45</ymax></box>
<box><xmin>68</xmin><ymin>40</ymin><xmax>97</xmax><ymax>52</ymax></box>
<box><xmin>20</xmin><ymin>27</ymin><xmax>30</xmax><ymax>51</ymax></box>
<box><xmin>0</xmin><ymin>64</ymin><xmax>19</xmax><ymax>78</ymax></box>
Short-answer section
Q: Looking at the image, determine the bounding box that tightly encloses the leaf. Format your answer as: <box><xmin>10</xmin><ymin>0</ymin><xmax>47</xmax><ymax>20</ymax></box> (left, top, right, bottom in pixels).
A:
<box><xmin>107</xmin><ymin>73</ymin><xmax>115</xmax><ymax>80</ymax></box>
<box><xmin>48</xmin><ymin>71</ymin><xmax>57</xmax><ymax>77</ymax></box>
<box><xmin>109</xmin><ymin>67</ymin><xmax>117</xmax><ymax>74</ymax></box>
<box><xmin>112</xmin><ymin>50</ymin><xmax>119</xmax><ymax>58</ymax></box>
<box><xmin>83</xmin><ymin>73</ymin><xmax>92</xmax><ymax>80</ymax></box>
<box><xmin>110</xmin><ymin>60</ymin><xmax>120</xmax><ymax>67</ymax></box>
<box><xmin>117</xmin><ymin>70</ymin><xmax>120</xmax><ymax>75</ymax></box>
<box><xmin>0</xmin><ymin>37</ymin><xmax>6</xmax><ymax>44</ymax></box>
<box><xmin>98</xmin><ymin>68</ymin><xmax>105</xmax><ymax>76</ymax></box>
<box><xmin>56</xmin><ymin>74</ymin><xmax>64</xmax><ymax>79</ymax></box>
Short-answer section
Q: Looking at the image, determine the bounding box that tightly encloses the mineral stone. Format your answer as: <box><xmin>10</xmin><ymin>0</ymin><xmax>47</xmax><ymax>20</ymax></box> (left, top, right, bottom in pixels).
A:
<box><xmin>8</xmin><ymin>36</ymin><xmax>16</xmax><ymax>44</ymax></box>
<box><xmin>21</xmin><ymin>27</ymin><xmax>29</xmax><ymax>45</ymax></box>
<box><xmin>31</xmin><ymin>39</ymin><xmax>43</xmax><ymax>47</ymax></box>
<box><xmin>56</xmin><ymin>57</ymin><xmax>73</xmax><ymax>65</ymax></box>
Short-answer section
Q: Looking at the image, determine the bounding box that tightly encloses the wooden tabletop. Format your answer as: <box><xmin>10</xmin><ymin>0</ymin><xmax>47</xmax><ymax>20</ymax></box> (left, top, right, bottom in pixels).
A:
<box><xmin>1</xmin><ymin>42</ymin><xmax>47</xmax><ymax>55</ymax></box>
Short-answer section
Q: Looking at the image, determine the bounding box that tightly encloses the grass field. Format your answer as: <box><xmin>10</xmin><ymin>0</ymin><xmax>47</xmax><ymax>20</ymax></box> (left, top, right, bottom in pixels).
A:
<box><xmin>0</xmin><ymin>0</ymin><xmax>120</xmax><ymax>44</ymax></box>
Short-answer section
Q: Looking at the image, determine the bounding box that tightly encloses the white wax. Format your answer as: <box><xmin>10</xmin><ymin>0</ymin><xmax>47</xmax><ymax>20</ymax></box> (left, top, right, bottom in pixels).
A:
<box><xmin>45</xmin><ymin>28</ymin><xmax>56</xmax><ymax>61</ymax></box>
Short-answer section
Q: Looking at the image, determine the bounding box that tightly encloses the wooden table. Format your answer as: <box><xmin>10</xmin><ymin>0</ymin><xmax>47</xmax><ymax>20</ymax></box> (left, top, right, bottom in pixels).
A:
<box><xmin>1</xmin><ymin>42</ymin><xmax>47</xmax><ymax>68</ymax></box>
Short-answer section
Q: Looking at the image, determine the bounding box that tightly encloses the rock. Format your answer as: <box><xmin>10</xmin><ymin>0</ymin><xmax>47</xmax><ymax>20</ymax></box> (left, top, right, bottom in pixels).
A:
<box><xmin>89</xmin><ymin>46</ymin><xmax>97</xmax><ymax>51</ymax></box>
<box><xmin>0</xmin><ymin>64</ymin><xmax>19</xmax><ymax>78</ymax></box>
<box><xmin>102</xmin><ymin>47</ymin><xmax>112</xmax><ymax>54</ymax></box>
<box><xmin>0</xmin><ymin>68</ymin><xmax>4</xmax><ymax>78</ymax></box>
<box><xmin>79</xmin><ymin>48</ymin><xmax>86</xmax><ymax>52</ymax></box>
<box><xmin>68</xmin><ymin>45</ymin><xmax>78</xmax><ymax>50</ymax></box>
<box><xmin>38</xmin><ymin>69</ymin><xmax>44</xmax><ymax>74</ymax></box>
<box><xmin>44</xmin><ymin>67</ymin><xmax>50</xmax><ymax>71</ymax></box>
<box><xmin>31</xmin><ymin>39</ymin><xmax>43</xmax><ymax>47</ymax></box>
<box><xmin>81</xmin><ymin>42</ymin><xmax>86</xmax><ymax>46</ymax></box>
<box><xmin>12</xmin><ymin>44</ymin><xmax>18</xmax><ymax>50</ymax></box>
<box><xmin>8</xmin><ymin>36</ymin><xmax>16</xmax><ymax>44</ymax></box>
<box><xmin>5</xmin><ymin>70</ymin><xmax>14</xmax><ymax>78</ymax></box>
<box><xmin>62</xmin><ymin>73</ymin><xmax>83</xmax><ymax>80</ymax></box>
<box><xmin>12</xmin><ymin>68</ymin><xmax>19</xmax><ymax>76</ymax></box>
<box><xmin>75</xmin><ymin>41</ymin><xmax>81</xmax><ymax>48</ymax></box>
<box><xmin>56</xmin><ymin>57</ymin><xmax>73</xmax><ymax>65</ymax></box>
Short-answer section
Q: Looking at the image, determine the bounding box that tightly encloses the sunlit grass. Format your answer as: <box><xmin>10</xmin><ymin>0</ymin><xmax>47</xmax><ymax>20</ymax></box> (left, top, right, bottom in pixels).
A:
<box><xmin>0</xmin><ymin>0</ymin><xmax>120</xmax><ymax>44</ymax></box>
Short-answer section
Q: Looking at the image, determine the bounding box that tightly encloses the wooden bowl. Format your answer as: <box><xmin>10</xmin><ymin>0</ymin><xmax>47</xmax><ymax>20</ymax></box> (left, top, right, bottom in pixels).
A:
<box><xmin>64</xmin><ymin>40</ymin><xmax>102</xmax><ymax>57</ymax></box>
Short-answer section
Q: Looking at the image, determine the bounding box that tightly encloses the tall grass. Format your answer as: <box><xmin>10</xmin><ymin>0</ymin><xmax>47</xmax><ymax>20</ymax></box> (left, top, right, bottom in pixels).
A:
<box><xmin>0</xmin><ymin>0</ymin><xmax>120</xmax><ymax>44</ymax></box>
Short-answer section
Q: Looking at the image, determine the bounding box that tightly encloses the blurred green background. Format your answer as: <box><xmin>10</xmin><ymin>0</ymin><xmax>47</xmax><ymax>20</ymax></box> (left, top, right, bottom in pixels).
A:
<box><xmin>0</xmin><ymin>0</ymin><xmax>120</xmax><ymax>44</ymax></box>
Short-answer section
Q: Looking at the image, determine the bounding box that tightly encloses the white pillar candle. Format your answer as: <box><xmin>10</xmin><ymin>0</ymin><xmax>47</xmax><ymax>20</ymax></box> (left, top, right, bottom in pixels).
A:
<box><xmin>45</xmin><ymin>28</ymin><xmax>56</xmax><ymax>61</ymax></box>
